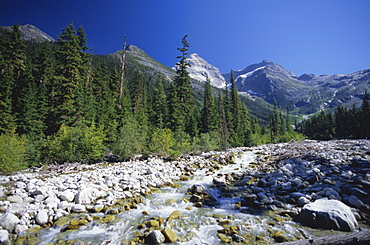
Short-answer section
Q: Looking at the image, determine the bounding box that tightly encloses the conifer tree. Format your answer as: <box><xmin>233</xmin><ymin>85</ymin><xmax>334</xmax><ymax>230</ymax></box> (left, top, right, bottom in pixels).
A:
<box><xmin>32</xmin><ymin>42</ymin><xmax>55</xmax><ymax>132</ymax></box>
<box><xmin>217</xmin><ymin>91</ymin><xmax>230</xmax><ymax>150</ymax></box>
<box><xmin>361</xmin><ymin>91</ymin><xmax>370</xmax><ymax>138</ymax></box>
<box><xmin>0</xmin><ymin>24</ymin><xmax>26</xmax><ymax>133</ymax></box>
<box><xmin>168</xmin><ymin>35</ymin><xmax>195</xmax><ymax>134</ymax></box>
<box><xmin>53</xmin><ymin>22</ymin><xmax>89</xmax><ymax>127</ymax></box>
<box><xmin>0</xmin><ymin>24</ymin><xmax>30</xmax><ymax>134</ymax></box>
<box><xmin>152</xmin><ymin>79</ymin><xmax>168</xmax><ymax>129</ymax></box>
<box><xmin>201</xmin><ymin>77</ymin><xmax>218</xmax><ymax>133</ymax></box>
<box><xmin>92</xmin><ymin>63</ymin><xmax>117</xmax><ymax>137</ymax></box>
<box><xmin>228</xmin><ymin>70</ymin><xmax>251</xmax><ymax>146</ymax></box>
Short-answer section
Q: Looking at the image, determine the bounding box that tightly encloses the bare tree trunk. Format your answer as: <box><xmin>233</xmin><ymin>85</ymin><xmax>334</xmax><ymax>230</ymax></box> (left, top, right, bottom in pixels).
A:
<box><xmin>118</xmin><ymin>35</ymin><xmax>127</xmax><ymax>107</ymax></box>
<box><xmin>279</xmin><ymin>230</ymin><xmax>370</xmax><ymax>245</ymax></box>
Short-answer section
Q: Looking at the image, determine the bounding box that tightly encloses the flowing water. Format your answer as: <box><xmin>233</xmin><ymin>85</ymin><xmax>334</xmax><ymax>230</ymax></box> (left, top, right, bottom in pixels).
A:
<box><xmin>36</xmin><ymin>151</ymin><xmax>345</xmax><ymax>244</ymax></box>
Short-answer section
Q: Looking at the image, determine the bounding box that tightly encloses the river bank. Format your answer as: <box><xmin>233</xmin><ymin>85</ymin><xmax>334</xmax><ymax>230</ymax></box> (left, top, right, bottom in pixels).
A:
<box><xmin>0</xmin><ymin>139</ymin><xmax>369</xmax><ymax>244</ymax></box>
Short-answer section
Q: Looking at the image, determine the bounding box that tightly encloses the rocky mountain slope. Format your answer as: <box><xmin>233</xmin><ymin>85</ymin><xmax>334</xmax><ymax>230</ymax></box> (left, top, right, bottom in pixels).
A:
<box><xmin>185</xmin><ymin>53</ymin><xmax>227</xmax><ymax>88</ymax></box>
<box><xmin>0</xmin><ymin>24</ymin><xmax>55</xmax><ymax>42</ymax></box>
<box><xmin>221</xmin><ymin>61</ymin><xmax>370</xmax><ymax>114</ymax></box>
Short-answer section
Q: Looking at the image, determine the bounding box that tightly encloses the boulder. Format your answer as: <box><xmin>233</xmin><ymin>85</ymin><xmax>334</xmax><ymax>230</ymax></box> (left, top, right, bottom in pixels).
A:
<box><xmin>59</xmin><ymin>190</ymin><xmax>75</xmax><ymax>202</ymax></box>
<box><xmin>148</xmin><ymin>229</ymin><xmax>165</xmax><ymax>244</ymax></box>
<box><xmin>188</xmin><ymin>184</ymin><xmax>205</xmax><ymax>194</ymax></box>
<box><xmin>0</xmin><ymin>229</ymin><xmax>10</xmax><ymax>245</ymax></box>
<box><xmin>348</xmin><ymin>195</ymin><xmax>365</xmax><ymax>209</ymax></box>
<box><xmin>71</xmin><ymin>204</ymin><xmax>86</xmax><ymax>213</ymax></box>
<box><xmin>0</xmin><ymin>213</ymin><xmax>20</xmax><ymax>231</ymax></box>
<box><xmin>15</xmin><ymin>224</ymin><xmax>28</xmax><ymax>234</ymax></box>
<box><xmin>36</xmin><ymin>209</ymin><xmax>49</xmax><ymax>225</ymax></box>
<box><xmin>7</xmin><ymin>195</ymin><xmax>23</xmax><ymax>203</ymax></box>
<box><xmin>74</xmin><ymin>187</ymin><xmax>104</xmax><ymax>204</ymax></box>
<box><xmin>349</xmin><ymin>187</ymin><xmax>368</xmax><ymax>199</ymax></box>
<box><xmin>300</xmin><ymin>199</ymin><xmax>357</xmax><ymax>231</ymax></box>
<box><xmin>297</xmin><ymin>196</ymin><xmax>310</xmax><ymax>206</ymax></box>
<box><xmin>162</xmin><ymin>226</ymin><xmax>177</xmax><ymax>243</ymax></box>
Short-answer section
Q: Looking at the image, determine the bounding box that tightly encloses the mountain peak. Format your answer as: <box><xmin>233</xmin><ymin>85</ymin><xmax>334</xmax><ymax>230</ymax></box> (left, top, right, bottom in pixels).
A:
<box><xmin>186</xmin><ymin>53</ymin><xmax>227</xmax><ymax>88</ymax></box>
<box><xmin>0</xmin><ymin>24</ymin><xmax>55</xmax><ymax>42</ymax></box>
<box><xmin>125</xmin><ymin>44</ymin><xmax>147</xmax><ymax>56</ymax></box>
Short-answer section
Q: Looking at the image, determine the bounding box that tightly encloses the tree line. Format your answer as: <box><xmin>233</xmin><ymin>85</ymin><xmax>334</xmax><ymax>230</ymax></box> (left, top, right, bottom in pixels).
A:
<box><xmin>0</xmin><ymin>23</ymin><xmax>303</xmax><ymax>172</ymax></box>
<box><xmin>295</xmin><ymin>92</ymin><xmax>370</xmax><ymax>140</ymax></box>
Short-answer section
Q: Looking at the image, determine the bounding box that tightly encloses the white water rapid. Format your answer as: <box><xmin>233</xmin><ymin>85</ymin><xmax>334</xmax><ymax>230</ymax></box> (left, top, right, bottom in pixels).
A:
<box><xmin>37</xmin><ymin>151</ymin><xmax>314</xmax><ymax>244</ymax></box>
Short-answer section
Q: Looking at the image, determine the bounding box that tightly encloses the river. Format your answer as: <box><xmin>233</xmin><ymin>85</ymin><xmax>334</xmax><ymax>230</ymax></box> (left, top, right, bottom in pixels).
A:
<box><xmin>33</xmin><ymin>149</ymin><xmax>355</xmax><ymax>244</ymax></box>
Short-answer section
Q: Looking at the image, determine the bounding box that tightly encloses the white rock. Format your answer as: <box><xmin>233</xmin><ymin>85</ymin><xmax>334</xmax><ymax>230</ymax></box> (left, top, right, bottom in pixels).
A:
<box><xmin>36</xmin><ymin>210</ymin><xmax>49</xmax><ymax>225</ymax></box>
<box><xmin>300</xmin><ymin>199</ymin><xmax>357</xmax><ymax>231</ymax></box>
<box><xmin>54</xmin><ymin>209</ymin><xmax>69</xmax><ymax>220</ymax></box>
<box><xmin>0</xmin><ymin>213</ymin><xmax>20</xmax><ymax>231</ymax></box>
<box><xmin>148</xmin><ymin>229</ymin><xmax>166</xmax><ymax>244</ymax></box>
<box><xmin>14</xmin><ymin>224</ymin><xmax>28</xmax><ymax>234</ymax></box>
<box><xmin>15</xmin><ymin>182</ymin><xmax>27</xmax><ymax>189</ymax></box>
<box><xmin>75</xmin><ymin>187</ymin><xmax>104</xmax><ymax>204</ymax></box>
<box><xmin>58</xmin><ymin>201</ymin><xmax>72</xmax><ymax>211</ymax></box>
<box><xmin>71</xmin><ymin>204</ymin><xmax>86</xmax><ymax>213</ymax></box>
<box><xmin>7</xmin><ymin>195</ymin><xmax>23</xmax><ymax>203</ymax></box>
<box><xmin>44</xmin><ymin>196</ymin><xmax>60</xmax><ymax>205</ymax></box>
<box><xmin>0</xmin><ymin>229</ymin><xmax>9</xmax><ymax>244</ymax></box>
<box><xmin>297</xmin><ymin>196</ymin><xmax>310</xmax><ymax>206</ymax></box>
<box><xmin>59</xmin><ymin>190</ymin><xmax>75</xmax><ymax>202</ymax></box>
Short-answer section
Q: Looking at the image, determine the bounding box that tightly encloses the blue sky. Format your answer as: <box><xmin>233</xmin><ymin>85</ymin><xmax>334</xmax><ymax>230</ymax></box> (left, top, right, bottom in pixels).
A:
<box><xmin>1</xmin><ymin>0</ymin><xmax>370</xmax><ymax>76</ymax></box>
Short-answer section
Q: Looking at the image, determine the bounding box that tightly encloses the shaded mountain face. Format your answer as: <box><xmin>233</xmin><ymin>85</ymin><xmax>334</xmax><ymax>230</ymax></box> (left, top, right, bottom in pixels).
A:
<box><xmin>0</xmin><ymin>24</ymin><xmax>55</xmax><ymax>42</ymax></box>
<box><xmin>222</xmin><ymin>61</ymin><xmax>370</xmax><ymax>114</ymax></box>
<box><xmin>110</xmin><ymin>44</ymin><xmax>176</xmax><ymax>79</ymax></box>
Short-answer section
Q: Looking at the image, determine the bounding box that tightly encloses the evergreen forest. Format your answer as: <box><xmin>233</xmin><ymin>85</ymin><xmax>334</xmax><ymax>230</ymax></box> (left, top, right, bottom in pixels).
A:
<box><xmin>8</xmin><ymin>23</ymin><xmax>369</xmax><ymax>173</ymax></box>
<box><xmin>296</xmin><ymin>92</ymin><xmax>370</xmax><ymax>140</ymax></box>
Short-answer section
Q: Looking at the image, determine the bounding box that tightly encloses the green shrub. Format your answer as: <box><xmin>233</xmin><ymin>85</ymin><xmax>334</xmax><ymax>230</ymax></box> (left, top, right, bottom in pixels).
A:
<box><xmin>111</xmin><ymin>119</ymin><xmax>147</xmax><ymax>160</ymax></box>
<box><xmin>192</xmin><ymin>131</ymin><xmax>220</xmax><ymax>153</ymax></box>
<box><xmin>172</xmin><ymin>131</ymin><xmax>192</xmax><ymax>156</ymax></box>
<box><xmin>149</xmin><ymin>128</ymin><xmax>174</xmax><ymax>157</ymax></box>
<box><xmin>0</xmin><ymin>134</ymin><xmax>28</xmax><ymax>173</ymax></box>
<box><xmin>43</xmin><ymin>124</ymin><xmax>106</xmax><ymax>164</ymax></box>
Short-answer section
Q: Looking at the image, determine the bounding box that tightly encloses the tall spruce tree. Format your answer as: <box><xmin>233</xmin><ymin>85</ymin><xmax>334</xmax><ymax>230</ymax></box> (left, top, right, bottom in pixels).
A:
<box><xmin>168</xmin><ymin>35</ymin><xmax>195</xmax><ymax>134</ymax></box>
<box><xmin>92</xmin><ymin>63</ymin><xmax>117</xmax><ymax>137</ymax></box>
<box><xmin>361</xmin><ymin>91</ymin><xmax>370</xmax><ymax>138</ymax></box>
<box><xmin>0</xmin><ymin>24</ymin><xmax>27</xmax><ymax>133</ymax></box>
<box><xmin>152</xmin><ymin>79</ymin><xmax>168</xmax><ymax>129</ymax></box>
<box><xmin>201</xmin><ymin>77</ymin><xmax>218</xmax><ymax>133</ymax></box>
<box><xmin>228</xmin><ymin>70</ymin><xmax>251</xmax><ymax>146</ymax></box>
<box><xmin>53</xmin><ymin>22</ymin><xmax>89</xmax><ymax>127</ymax></box>
<box><xmin>217</xmin><ymin>90</ymin><xmax>230</xmax><ymax>150</ymax></box>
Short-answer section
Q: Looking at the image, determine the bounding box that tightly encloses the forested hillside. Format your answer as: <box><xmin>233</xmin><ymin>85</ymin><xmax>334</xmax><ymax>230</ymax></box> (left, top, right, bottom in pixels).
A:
<box><xmin>0</xmin><ymin>23</ymin><xmax>303</xmax><ymax>172</ymax></box>
<box><xmin>296</xmin><ymin>92</ymin><xmax>370</xmax><ymax>140</ymax></box>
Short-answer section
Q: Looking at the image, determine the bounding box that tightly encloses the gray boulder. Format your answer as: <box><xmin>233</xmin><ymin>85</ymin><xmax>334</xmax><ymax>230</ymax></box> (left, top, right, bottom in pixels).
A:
<box><xmin>0</xmin><ymin>213</ymin><xmax>20</xmax><ymax>231</ymax></box>
<box><xmin>148</xmin><ymin>230</ymin><xmax>165</xmax><ymax>244</ymax></box>
<box><xmin>348</xmin><ymin>195</ymin><xmax>365</xmax><ymax>209</ymax></box>
<box><xmin>300</xmin><ymin>199</ymin><xmax>357</xmax><ymax>231</ymax></box>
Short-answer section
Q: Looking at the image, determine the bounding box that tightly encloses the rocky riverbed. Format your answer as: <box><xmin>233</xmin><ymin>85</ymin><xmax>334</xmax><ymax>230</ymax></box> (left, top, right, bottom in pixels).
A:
<box><xmin>0</xmin><ymin>139</ymin><xmax>369</xmax><ymax>244</ymax></box>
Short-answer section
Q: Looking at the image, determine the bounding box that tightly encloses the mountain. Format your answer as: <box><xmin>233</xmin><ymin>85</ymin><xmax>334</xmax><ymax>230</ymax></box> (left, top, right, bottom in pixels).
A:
<box><xmin>0</xmin><ymin>24</ymin><xmax>55</xmax><ymax>42</ymax></box>
<box><xmin>221</xmin><ymin>60</ymin><xmax>370</xmax><ymax>115</ymax></box>
<box><xmin>186</xmin><ymin>53</ymin><xmax>227</xmax><ymax>88</ymax></box>
<box><xmin>2</xmin><ymin>24</ymin><xmax>367</xmax><ymax>119</ymax></box>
